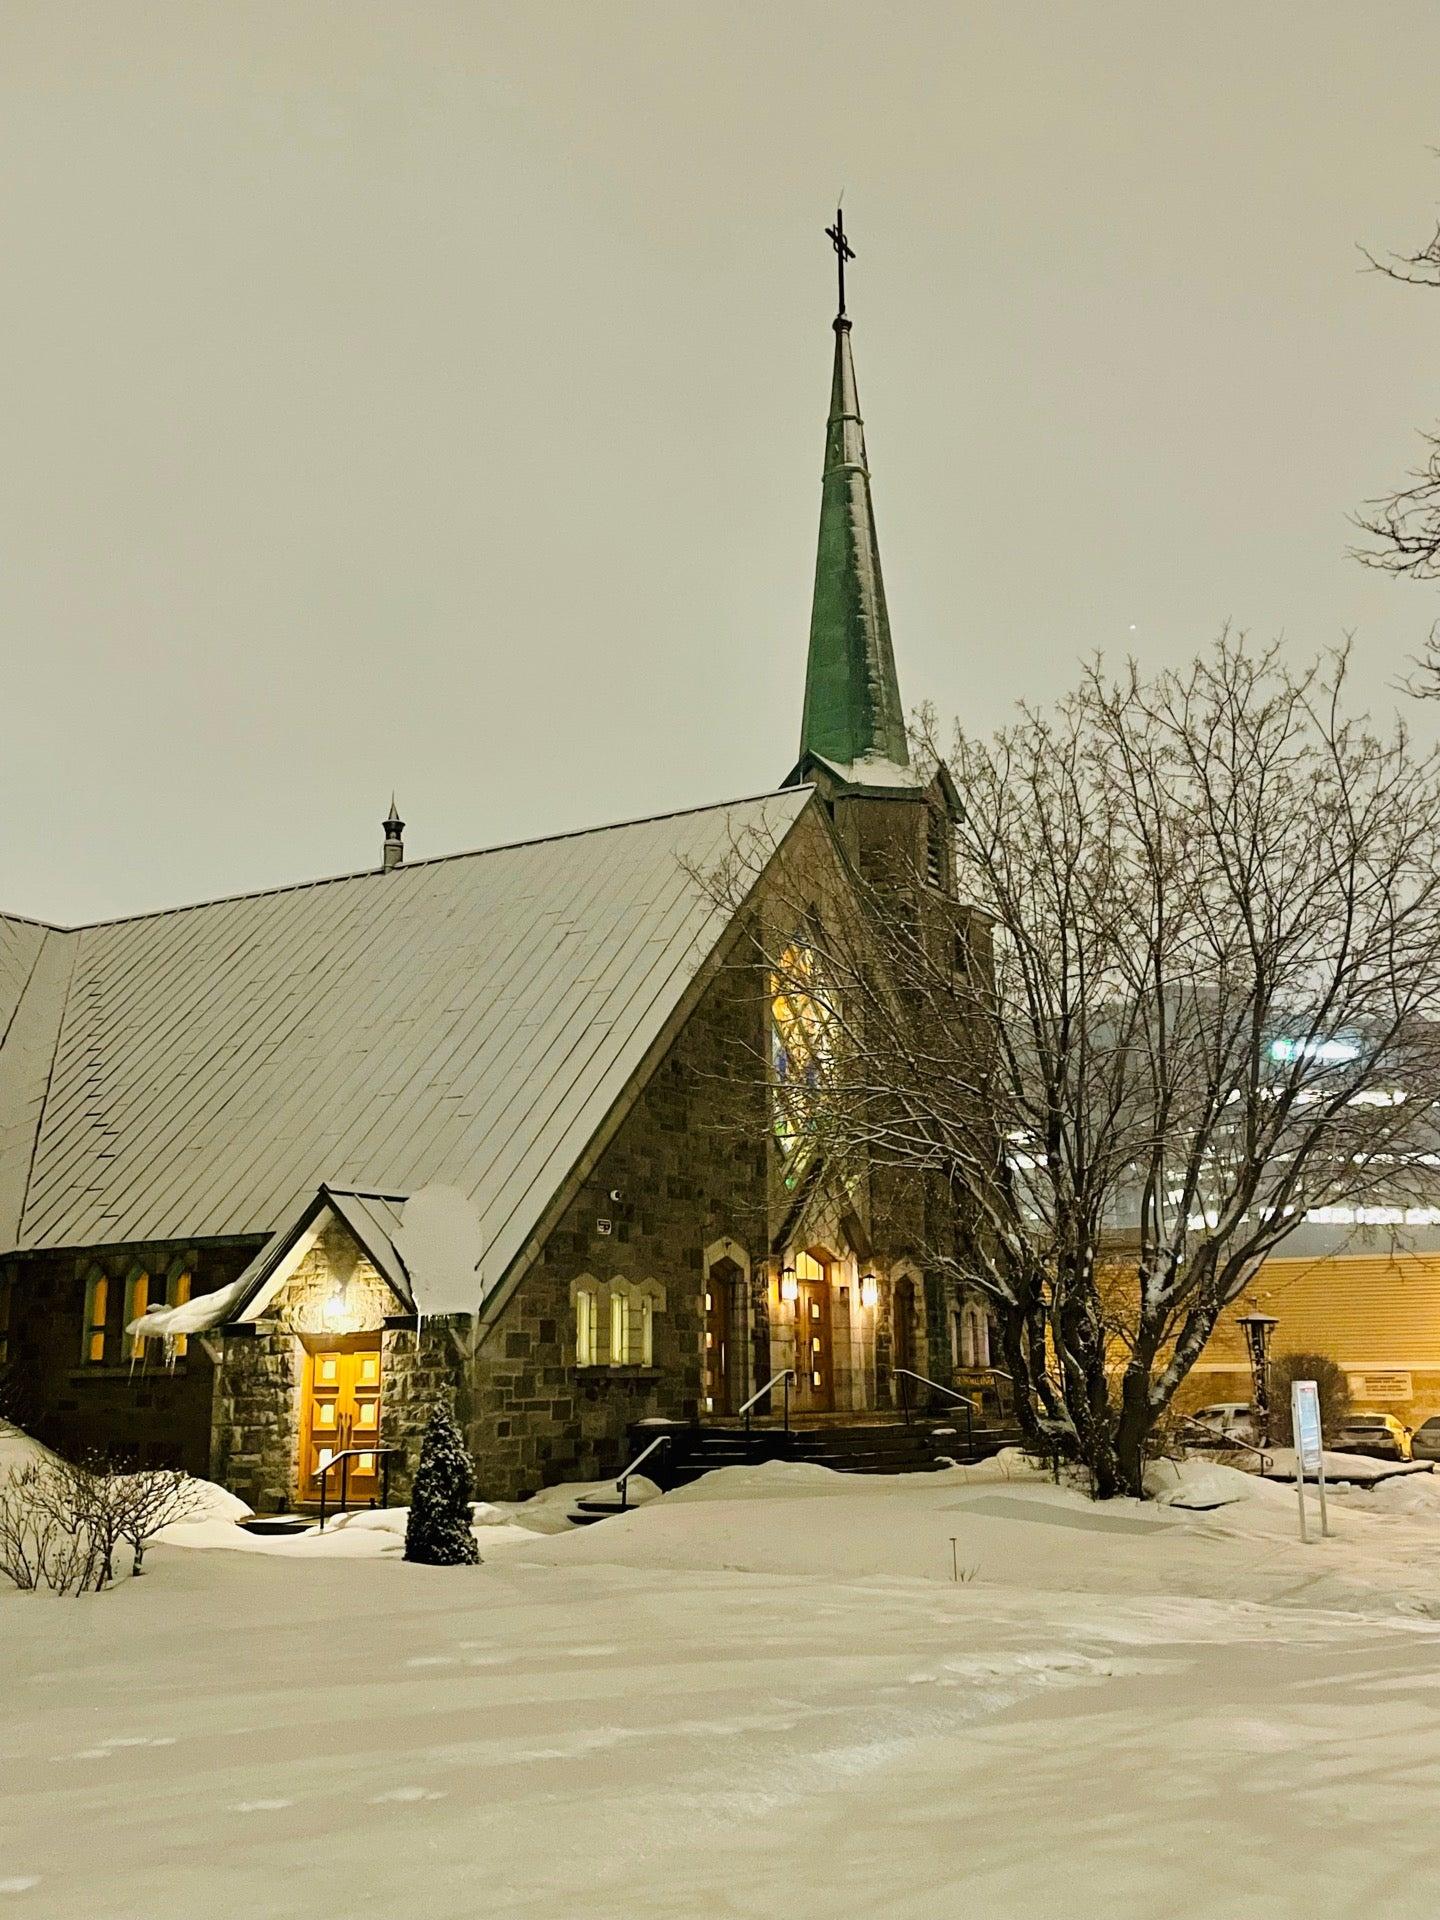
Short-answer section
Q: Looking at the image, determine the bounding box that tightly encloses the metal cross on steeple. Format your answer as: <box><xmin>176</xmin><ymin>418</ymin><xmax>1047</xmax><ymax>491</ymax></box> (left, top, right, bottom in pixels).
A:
<box><xmin>824</xmin><ymin>208</ymin><xmax>855</xmax><ymax>320</ymax></box>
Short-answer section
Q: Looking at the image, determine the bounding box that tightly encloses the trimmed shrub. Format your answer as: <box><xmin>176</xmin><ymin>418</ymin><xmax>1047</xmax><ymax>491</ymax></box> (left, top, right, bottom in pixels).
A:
<box><xmin>404</xmin><ymin>1404</ymin><xmax>481</xmax><ymax>1567</ymax></box>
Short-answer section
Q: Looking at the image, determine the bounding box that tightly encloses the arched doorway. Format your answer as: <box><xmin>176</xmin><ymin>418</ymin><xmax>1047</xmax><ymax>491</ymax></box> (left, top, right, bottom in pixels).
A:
<box><xmin>791</xmin><ymin>1251</ymin><xmax>834</xmax><ymax>1413</ymax></box>
<box><xmin>893</xmin><ymin>1274</ymin><xmax>917</xmax><ymax>1381</ymax></box>
<box><xmin>704</xmin><ymin>1258</ymin><xmax>743</xmax><ymax>1415</ymax></box>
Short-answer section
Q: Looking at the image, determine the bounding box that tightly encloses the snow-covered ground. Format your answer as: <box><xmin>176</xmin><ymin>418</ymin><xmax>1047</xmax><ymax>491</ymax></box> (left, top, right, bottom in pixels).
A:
<box><xmin>6</xmin><ymin>1453</ymin><xmax>1440</xmax><ymax>1918</ymax></box>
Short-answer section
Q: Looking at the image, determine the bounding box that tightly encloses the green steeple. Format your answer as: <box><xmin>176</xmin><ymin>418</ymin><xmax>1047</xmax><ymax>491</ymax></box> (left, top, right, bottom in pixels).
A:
<box><xmin>797</xmin><ymin>297</ymin><xmax>910</xmax><ymax>774</ymax></box>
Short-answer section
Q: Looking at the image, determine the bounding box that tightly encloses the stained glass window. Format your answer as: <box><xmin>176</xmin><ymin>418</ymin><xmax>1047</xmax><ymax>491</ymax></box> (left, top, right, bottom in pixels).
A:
<box><xmin>771</xmin><ymin>942</ymin><xmax>831</xmax><ymax>1178</ymax></box>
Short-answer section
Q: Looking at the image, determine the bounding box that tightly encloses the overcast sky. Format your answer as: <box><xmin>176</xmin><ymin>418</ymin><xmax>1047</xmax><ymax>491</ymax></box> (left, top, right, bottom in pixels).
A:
<box><xmin>5</xmin><ymin>2</ymin><xmax>1440</xmax><ymax>923</ymax></box>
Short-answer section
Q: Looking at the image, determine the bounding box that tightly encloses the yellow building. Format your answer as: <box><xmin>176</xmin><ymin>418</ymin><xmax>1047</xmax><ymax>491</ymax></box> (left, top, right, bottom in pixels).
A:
<box><xmin>1178</xmin><ymin>1242</ymin><xmax>1440</xmax><ymax>1430</ymax></box>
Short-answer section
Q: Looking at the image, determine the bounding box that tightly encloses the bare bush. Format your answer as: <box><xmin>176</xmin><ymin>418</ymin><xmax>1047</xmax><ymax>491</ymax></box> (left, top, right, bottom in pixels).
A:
<box><xmin>115</xmin><ymin>1469</ymin><xmax>203</xmax><ymax>1575</ymax></box>
<box><xmin>0</xmin><ymin>1456</ymin><xmax>204</xmax><ymax>1592</ymax></box>
<box><xmin>0</xmin><ymin>1463</ymin><xmax>102</xmax><ymax>1594</ymax></box>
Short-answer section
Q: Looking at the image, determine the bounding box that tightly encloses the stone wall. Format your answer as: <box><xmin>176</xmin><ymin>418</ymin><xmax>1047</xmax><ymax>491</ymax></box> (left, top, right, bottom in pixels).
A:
<box><xmin>0</xmin><ymin>1239</ymin><xmax>259</xmax><ymax>1473</ymax></box>
<box><xmin>211</xmin><ymin>1218</ymin><xmax>470</xmax><ymax>1512</ymax></box>
<box><xmin>210</xmin><ymin>1322</ymin><xmax>297</xmax><ymax>1509</ymax></box>
<box><xmin>467</xmin><ymin>950</ymin><xmax>772</xmax><ymax>1498</ymax></box>
<box><xmin>379</xmin><ymin>1320</ymin><xmax>469</xmax><ymax>1507</ymax></box>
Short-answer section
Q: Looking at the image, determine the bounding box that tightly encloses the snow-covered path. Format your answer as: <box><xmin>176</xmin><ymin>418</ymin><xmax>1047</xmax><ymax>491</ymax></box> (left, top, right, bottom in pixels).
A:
<box><xmin>5</xmin><ymin>1462</ymin><xmax>1440</xmax><ymax>1917</ymax></box>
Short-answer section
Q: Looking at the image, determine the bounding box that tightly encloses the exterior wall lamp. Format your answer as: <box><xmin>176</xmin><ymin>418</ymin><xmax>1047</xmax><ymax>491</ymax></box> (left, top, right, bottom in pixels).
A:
<box><xmin>779</xmin><ymin>1265</ymin><xmax>799</xmax><ymax>1304</ymax></box>
<box><xmin>321</xmin><ymin>1286</ymin><xmax>354</xmax><ymax>1332</ymax></box>
<box><xmin>859</xmin><ymin>1273</ymin><xmax>879</xmax><ymax>1310</ymax></box>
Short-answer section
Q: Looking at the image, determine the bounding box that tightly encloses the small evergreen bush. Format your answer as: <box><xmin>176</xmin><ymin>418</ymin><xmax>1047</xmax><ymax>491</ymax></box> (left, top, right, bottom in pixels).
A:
<box><xmin>1269</xmin><ymin>1352</ymin><xmax>1352</xmax><ymax>1447</ymax></box>
<box><xmin>404</xmin><ymin>1403</ymin><xmax>480</xmax><ymax>1566</ymax></box>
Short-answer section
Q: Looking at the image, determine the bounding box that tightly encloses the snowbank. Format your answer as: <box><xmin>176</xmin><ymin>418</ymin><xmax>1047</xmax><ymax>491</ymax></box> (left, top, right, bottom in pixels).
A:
<box><xmin>164</xmin><ymin>1478</ymin><xmax>252</xmax><ymax>1524</ymax></box>
<box><xmin>1265</xmin><ymin>1448</ymin><xmax>1436</xmax><ymax>1485</ymax></box>
<box><xmin>10</xmin><ymin>1447</ymin><xmax>1440</xmax><ymax>1917</ymax></box>
<box><xmin>156</xmin><ymin>1476</ymin><xmax>664</xmax><ymax>1559</ymax></box>
<box><xmin>1341</xmin><ymin>1471</ymin><xmax>1440</xmax><ymax>1515</ymax></box>
<box><xmin>0</xmin><ymin>1420</ymin><xmax>59</xmax><ymax>1479</ymax></box>
<box><xmin>0</xmin><ymin>1426</ymin><xmax>248</xmax><ymax>1529</ymax></box>
<box><xmin>1143</xmin><ymin>1457</ymin><xmax>1259</xmax><ymax>1509</ymax></box>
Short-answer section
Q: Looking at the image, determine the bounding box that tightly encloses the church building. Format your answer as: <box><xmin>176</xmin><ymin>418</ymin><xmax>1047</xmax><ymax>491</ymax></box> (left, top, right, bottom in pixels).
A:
<box><xmin>0</xmin><ymin>238</ymin><xmax>981</xmax><ymax>1509</ymax></box>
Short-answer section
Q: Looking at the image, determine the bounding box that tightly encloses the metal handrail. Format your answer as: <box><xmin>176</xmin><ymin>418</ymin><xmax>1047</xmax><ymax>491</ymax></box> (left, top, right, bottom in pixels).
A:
<box><xmin>739</xmin><ymin>1369</ymin><xmax>795</xmax><ymax>1436</ymax></box>
<box><xmin>957</xmin><ymin>1363</ymin><xmax>1024</xmax><ymax>1418</ymax></box>
<box><xmin>893</xmin><ymin>1367</ymin><xmax>980</xmax><ymax>1409</ymax></box>
<box><xmin>315</xmin><ymin>1446</ymin><xmax>403</xmax><ymax>1530</ymax></box>
<box><xmin>616</xmin><ymin>1433</ymin><xmax>672</xmax><ymax>1511</ymax></box>
<box><xmin>894</xmin><ymin>1368</ymin><xmax>975</xmax><ymax>1454</ymax></box>
<box><xmin>1175</xmin><ymin>1413</ymin><xmax>1273</xmax><ymax>1476</ymax></box>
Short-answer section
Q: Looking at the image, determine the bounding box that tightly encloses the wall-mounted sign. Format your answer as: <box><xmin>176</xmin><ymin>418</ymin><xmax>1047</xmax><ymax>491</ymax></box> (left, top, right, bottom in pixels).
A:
<box><xmin>1347</xmin><ymin>1371</ymin><xmax>1411</xmax><ymax>1403</ymax></box>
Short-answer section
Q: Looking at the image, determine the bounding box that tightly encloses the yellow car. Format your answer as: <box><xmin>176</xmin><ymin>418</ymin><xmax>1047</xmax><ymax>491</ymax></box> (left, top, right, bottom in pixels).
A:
<box><xmin>1334</xmin><ymin>1412</ymin><xmax>1412</xmax><ymax>1461</ymax></box>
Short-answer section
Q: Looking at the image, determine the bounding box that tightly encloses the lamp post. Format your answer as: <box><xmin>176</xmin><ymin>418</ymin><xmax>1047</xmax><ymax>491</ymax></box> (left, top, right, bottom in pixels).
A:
<box><xmin>1236</xmin><ymin>1312</ymin><xmax>1280</xmax><ymax>1444</ymax></box>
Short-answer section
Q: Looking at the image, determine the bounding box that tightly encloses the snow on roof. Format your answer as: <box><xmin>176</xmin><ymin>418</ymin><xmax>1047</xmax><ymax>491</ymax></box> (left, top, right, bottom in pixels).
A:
<box><xmin>786</xmin><ymin>749</ymin><xmax>925</xmax><ymax>793</ymax></box>
<box><xmin>0</xmin><ymin>790</ymin><xmax>812</xmax><ymax>1280</ymax></box>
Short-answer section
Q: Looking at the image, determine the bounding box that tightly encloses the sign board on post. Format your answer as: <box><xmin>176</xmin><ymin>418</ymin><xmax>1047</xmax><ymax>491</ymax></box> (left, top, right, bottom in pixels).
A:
<box><xmin>1291</xmin><ymin>1379</ymin><xmax>1330</xmax><ymax>1542</ymax></box>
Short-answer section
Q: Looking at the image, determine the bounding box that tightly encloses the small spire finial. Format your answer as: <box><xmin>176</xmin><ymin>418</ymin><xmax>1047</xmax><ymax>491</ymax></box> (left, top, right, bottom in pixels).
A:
<box><xmin>382</xmin><ymin>796</ymin><xmax>405</xmax><ymax>872</ymax></box>
<box><xmin>824</xmin><ymin>207</ymin><xmax>855</xmax><ymax>322</ymax></box>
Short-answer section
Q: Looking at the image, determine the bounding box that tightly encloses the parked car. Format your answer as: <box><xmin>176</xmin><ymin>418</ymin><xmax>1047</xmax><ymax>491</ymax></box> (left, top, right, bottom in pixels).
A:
<box><xmin>1334</xmin><ymin>1412</ymin><xmax>1413</xmax><ymax>1461</ymax></box>
<box><xmin>1190</xmin><ymin>1403</ymin><xmax>1261</xmax><ymax>1447</ymax></box>
<box><xmin>1407</xmin><ymin>1416</ymin><xmax>1440</xmax><ymax>1463</ymax></box>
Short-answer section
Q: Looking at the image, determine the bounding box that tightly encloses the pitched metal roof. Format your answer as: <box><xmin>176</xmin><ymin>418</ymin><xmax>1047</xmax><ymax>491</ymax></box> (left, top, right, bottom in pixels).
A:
<box><xmin>0</xmin><ymin>916</ymin><xmax>49</xmax><ymax>1041</ymax></box>
<box><xmin>0</xmin><ymin>790</ymin><xmax>812</xmax><ymax>1279</ymax></box>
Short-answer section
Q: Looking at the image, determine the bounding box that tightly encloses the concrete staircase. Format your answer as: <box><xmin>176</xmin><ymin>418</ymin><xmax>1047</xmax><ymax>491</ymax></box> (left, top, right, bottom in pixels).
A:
<box><xmin>568</xmin><ymin>1413</ymin><xmax>1023</xmax><ymax>1524</ymax></box>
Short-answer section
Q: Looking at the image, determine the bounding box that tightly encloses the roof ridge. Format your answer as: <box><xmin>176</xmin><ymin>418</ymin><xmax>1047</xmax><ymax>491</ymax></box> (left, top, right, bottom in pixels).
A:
<box><xmin>4</xmin><ymin>785</ymin><xmax>813</xmax><ymax>935</ymax></box>
<box><xmin>0</xmin><ymin>910</ymin><xmax>67</xmax><ymax>934</ymax></box>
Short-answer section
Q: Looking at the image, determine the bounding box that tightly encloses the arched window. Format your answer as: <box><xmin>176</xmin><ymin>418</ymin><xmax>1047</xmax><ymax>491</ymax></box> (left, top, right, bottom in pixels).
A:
<box><xmin>957</xmin><ymin>1299</ymin><xmax>990</xmax><ymax>1370</ymax></box>
<box><xmin>610</xmin><ymin>1291</ymin><xmax>628</xmax><ymax>1367</ymax></box>
<box><xmin>893</xmin><ymin>1273</ymin><xmax>917</xmax><ymax>1376</ymax></box>
<box><xmin>124</xmin><ymin>1272</ymin><xmax>151</xmax><ymax>1360</ymax></box>
<box><xmin>81</xmin><ymin>1270</ymin><xmax>109</xmax><ymax>1365</ymax></box>
<box><xmin>575</xmin><ymin>1287</ymin><xmax>598</xmax><ymax>1367</ymax></box>
<box><xmin>169</xmin><ymin>1271</ymin><xmax>192</xmax><ymax>1358</ymax></box>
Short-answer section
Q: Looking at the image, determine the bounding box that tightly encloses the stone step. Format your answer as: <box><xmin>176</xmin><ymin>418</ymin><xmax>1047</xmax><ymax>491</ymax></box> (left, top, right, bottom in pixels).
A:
<box><xmin>568</xmin><ymin>1495</ymin><xmax>632</xmax><ymax>1525</ymax></box>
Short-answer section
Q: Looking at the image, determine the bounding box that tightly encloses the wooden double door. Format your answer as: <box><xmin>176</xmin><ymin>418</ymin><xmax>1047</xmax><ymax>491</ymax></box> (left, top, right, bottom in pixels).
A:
<box><xmin>792</xmin><ymin>1254</ymin><xmax>834</xmax><ymax>1413</ymax></box>
<box><xmin>299</xmin><ymin>1335</ymin><xmax>383</xmax><ymax>1503</ymax></box>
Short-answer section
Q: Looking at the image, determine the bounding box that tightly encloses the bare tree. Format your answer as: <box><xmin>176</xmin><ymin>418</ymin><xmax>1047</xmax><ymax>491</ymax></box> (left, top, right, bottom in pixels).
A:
<box><xmin>708</xmin><ymin>638</ymin><xmax>1440</xmax><ymax>1497</ymax></box>
<box><xmin>1355</xmin><ymin>183</ymin><xmax>1440</xmax><ymax>686</ymax></box>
